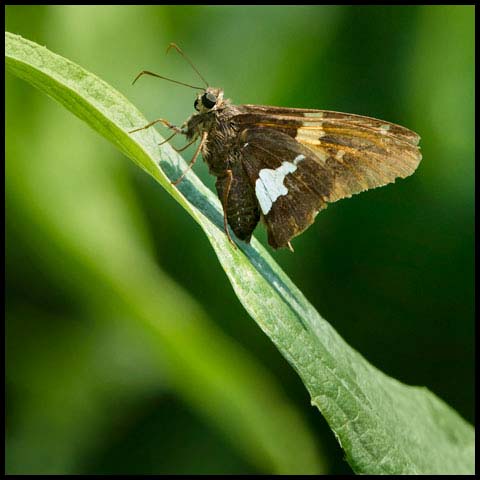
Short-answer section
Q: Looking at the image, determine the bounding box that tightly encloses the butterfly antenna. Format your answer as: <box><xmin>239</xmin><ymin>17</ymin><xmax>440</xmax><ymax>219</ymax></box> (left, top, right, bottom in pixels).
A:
<box><xmin>131</xmin><ymin>70</ymin><xmax>204</xmax><ymax>90</ymax></box>
<box><xmin>166</xmin><ymin>43</ymin><xmax>209</xmax><ymax>88</ymax></box>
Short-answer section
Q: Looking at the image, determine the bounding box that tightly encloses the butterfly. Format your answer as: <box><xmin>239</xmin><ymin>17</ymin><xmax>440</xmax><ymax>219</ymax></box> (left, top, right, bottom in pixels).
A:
<box><xmin>130</xmin><ymin>44</ymin><xmax>422</xmax><ymax>251</ymax></box>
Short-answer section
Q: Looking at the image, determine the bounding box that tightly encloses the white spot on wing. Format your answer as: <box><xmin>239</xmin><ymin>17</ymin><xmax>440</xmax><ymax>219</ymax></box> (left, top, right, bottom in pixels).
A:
<box><xmin>380</xmin><ymin>124</ymin><xmax>391</xmax><ymax>134</ymax></box>
<box><xmin>304</xmin><ymin>112</ymin><xmax>324</xmax><ymax>118</ymax></box>
<box><xmin>316</xmin><ymin>149</ymin><xmax>328</xmax><ymax>163</ymax></box>
<box><xmin>293</xmin><ymin>154</ymin><xmax>305</xmax><ymax>165</ymax></box>
<box><xmin>255</xmin><ymin>156</ymin><xmax>305</xmax><ymax>215</ymax></box>
<box><xmin>296</xmin><ymin>128</ymin><xmax>325</xmax><ymax>143</ymax></box>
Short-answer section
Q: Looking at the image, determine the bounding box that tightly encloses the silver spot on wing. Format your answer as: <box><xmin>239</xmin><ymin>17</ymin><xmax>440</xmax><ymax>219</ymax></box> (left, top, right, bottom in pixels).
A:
<box><xmin>255</xmin><ymin>155</ymin><xmax>305</xmax><ymax>215</ymax></box>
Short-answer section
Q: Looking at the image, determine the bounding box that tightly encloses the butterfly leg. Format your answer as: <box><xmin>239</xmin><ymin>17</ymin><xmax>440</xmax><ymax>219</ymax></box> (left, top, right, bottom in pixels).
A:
<box><xmin>158</xmin><ymin>131</ymin><xmax>177</xmax><ymax>146</ymax></box>
<box><xmin>129</xmin><ymin>118</ymin><xmax>183</xmax><ymax>135</ymax></box>
<box><xmin>172</xmin><ymin>137</ymin><xmax>197</xmax><ymax>153</ymax></box>
<box><xmin>172</xmin><ymin>131</ymin><xmax>208</xmax><ymax>186</ymax></box>
<box><xmin>159</xmin><ymin>133</ymin><xmax>196</xmax><ymax>151</ymax></box>
<box><xmin>221</xmin><ymin>169</ymin><xmax>236</xmax><ymax>248</ymax></box>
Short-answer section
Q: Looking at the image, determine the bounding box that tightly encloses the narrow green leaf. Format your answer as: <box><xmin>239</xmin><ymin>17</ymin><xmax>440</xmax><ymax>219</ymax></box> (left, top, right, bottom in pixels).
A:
<box><xmin>6</xmin><ymin>31</ymin><xmax>474</xmax><ymax>474</ymax></box>
<box><xmin>6</xmin><ymin>39</ymin><xmax>323</xmax><ymax>475</ymax></box>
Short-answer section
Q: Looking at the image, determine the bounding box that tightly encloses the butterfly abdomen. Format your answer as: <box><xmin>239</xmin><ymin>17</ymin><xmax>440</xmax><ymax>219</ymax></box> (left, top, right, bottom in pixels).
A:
<box><xmin>215</xmin><ymin>160</ymin><xmax>260</xmax><ymax>242</ymax></box>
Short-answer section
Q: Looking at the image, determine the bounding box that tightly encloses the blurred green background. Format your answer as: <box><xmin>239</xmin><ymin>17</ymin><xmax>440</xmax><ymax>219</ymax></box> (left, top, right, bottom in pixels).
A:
<box><xmin>5</xmin><ymin>5</ymin><xmax>474</xmax><ymax>475</ymax></box>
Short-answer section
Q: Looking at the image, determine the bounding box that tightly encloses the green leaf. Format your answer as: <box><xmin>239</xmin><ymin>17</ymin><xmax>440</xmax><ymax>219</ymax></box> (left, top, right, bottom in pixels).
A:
<box><xmin>5</xmin><ymin>35</ymin><xmax>323</xmax><ymax>475</ymax></box>
<box><xmin>6</xmin><ymin>31</ymin><xmax>474</xmax><ymax>474</ymax></box>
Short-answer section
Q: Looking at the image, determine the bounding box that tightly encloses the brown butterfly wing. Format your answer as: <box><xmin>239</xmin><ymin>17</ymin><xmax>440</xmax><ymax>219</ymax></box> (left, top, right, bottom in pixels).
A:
<box><xmin>238</xmin><ymin>105</ymin><xmax>421</xmax><ymax>146</ymax></box>
<box><xmin>234</xmin><ymin>107</ymin><xmax>422</xmax><ymax>249</ymax></box>
<box><xmin>240</xmin><ymin>128</ymin><xmax>331</xmax><ymax>249</ymax></box>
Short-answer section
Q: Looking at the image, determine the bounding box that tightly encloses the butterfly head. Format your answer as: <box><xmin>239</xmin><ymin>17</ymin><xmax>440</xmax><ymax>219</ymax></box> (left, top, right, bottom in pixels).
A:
<box><xmin>194</xmin><ymin>87</ymin><xmax>225</xmax><ymax>113</ymax></box>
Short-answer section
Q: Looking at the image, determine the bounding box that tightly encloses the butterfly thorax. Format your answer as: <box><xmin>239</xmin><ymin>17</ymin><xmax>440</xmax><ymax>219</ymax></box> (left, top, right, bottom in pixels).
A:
<box><xmin>185</xmin><ymin>101</ymin><xmax>245</xmax><ymax>177</ymax></box>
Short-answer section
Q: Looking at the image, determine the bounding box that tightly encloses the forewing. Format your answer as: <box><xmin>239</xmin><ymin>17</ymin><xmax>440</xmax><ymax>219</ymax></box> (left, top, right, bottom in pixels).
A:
<box><xmin>237</xmin><ymin>110</ymin><xmax>422</xmax><ymax>249</ymax></box>
<box><xmin>237</xmin><ymin>105</ymin><xmax>421</xmax><ymax>146</ymax></box>
<box><xmin>235</xmin><ymin>108</ymin><xmax>422</xmax><ymax>194</ymax></box>
<box><xmin>235</xmin><ymin>107</ymin><xmax>422</xmax><ymax>192</ymax></box>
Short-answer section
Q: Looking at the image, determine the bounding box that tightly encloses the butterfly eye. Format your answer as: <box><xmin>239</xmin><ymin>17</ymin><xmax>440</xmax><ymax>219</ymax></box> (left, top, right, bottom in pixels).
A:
<box><xmin>194</xmin><ymin>98</ymin><xmax>200</xmax><ymax>111</ymax></box>
<box><xmin>201</xmin><ymin>92</ymin><xmax>217</xmax><ymax>109</ymax></box>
